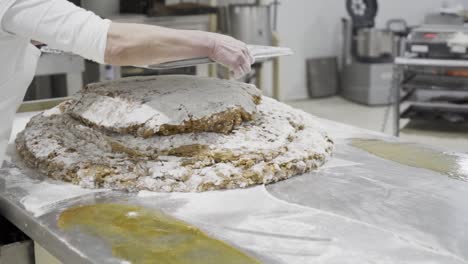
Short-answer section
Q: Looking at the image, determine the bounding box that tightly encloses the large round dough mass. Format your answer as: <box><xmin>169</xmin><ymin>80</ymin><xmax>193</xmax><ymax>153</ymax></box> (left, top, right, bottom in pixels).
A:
<box><xmin>16</xmin><ymin>75</ymin><xmax>334</xmax><ymax>192</ymax></box>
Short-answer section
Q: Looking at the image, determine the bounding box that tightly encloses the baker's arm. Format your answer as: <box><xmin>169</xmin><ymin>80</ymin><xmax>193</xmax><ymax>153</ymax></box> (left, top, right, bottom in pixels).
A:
<box><xmin>105</xmin><ymin>23</ymin><xmax>254</xmax><ymax>77</ymax></box>
<box><xmin>2</xmin><ymin>0</ymin><xmax>110</xmax><ymax>64</ymax></box>
<box><xmin>2</xmin><ymin>0</ymin><xmax>253</xmax><ymax>77</ymax></box>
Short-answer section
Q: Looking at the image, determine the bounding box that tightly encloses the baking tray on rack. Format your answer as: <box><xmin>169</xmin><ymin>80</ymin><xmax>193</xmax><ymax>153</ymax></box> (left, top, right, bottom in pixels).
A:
<box><xmin>403</xmin><ymin>74</ymin><xmax>468</xmax><ymax>92</ymax></box>
<box><xmin>401</xmin><ymin>102</ymin><xmax>468</xmax><ymax>123</ymax></box>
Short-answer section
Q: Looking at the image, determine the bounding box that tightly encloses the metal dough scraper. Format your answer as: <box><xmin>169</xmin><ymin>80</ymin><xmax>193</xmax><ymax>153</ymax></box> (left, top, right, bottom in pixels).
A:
<box><xmin>139</xmin><ymin>45</ymin><xmax>293</xmax><ymax>70</ymax></box>
<box><xmin>39</xmin><ymin>45</ymin><xmax>293</xmax><ymax>69</ymax></box>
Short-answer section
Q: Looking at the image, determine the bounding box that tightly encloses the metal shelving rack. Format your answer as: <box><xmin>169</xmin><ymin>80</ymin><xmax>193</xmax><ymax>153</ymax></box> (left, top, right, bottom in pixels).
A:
<box><xmin>392</xmin><ymin>56</ymin><xmax>468</xmax><ymax>136</ymax></box>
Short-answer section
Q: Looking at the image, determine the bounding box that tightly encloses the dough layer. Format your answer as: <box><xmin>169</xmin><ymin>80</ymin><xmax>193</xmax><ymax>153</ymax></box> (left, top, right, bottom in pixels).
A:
<box><xmin>16</xmin><ymin>76</ymin><xmax>334</xmax><ymax>192</ymax></box>
<box><xmin>68</xmin><ymin>75</ymin><xmax>261</xmax><ymax>137</ymax></box>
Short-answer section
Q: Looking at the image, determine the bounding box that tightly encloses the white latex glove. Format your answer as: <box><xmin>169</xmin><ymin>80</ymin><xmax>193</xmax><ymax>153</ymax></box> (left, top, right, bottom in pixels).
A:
<box><xmin>206</xmin><ymin>33</ymin><xmax>255</xmax><ymax>79</ymax></box>
<box><xmin>447</xmin><ymin>32</ymin><xmax>468</xmax><ymax>52</ymax></box>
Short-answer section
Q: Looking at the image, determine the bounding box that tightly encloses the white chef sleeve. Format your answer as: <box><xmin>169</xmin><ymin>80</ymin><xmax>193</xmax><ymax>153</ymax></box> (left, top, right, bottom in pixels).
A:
<box><xmin>1</xmin><ymin>0</ymin><xmax>111</xmax><ymax>64</ymax></box>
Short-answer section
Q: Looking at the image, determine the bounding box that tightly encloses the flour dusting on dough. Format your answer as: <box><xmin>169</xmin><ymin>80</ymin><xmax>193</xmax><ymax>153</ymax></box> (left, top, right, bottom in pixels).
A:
<box><xmin>15</xmin><ymin>75</ymin><xmax>334</xmax><ymax>192</ymax></box>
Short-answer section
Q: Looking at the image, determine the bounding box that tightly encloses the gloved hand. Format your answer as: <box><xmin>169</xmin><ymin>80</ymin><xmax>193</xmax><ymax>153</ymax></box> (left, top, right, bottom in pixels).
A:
<box><xmin>206</xmin><ymin>33</ymin><xmax>255</xmax><ymax>79</ymax></box>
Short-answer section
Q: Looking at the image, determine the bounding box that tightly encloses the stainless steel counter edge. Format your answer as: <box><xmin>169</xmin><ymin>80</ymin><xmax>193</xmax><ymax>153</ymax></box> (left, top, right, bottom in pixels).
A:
<box><xmin>0</xmin><ymin>194</ymin><xmax>93</xmax><ymax>264</ymax></box>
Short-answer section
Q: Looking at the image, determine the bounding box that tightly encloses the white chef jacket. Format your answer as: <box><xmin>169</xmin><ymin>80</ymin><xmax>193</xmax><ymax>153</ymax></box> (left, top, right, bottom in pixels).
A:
<box><xmin>0</xmin><ymin>0</ymin><xmax>111</xmax><ymax>164</ymax></box>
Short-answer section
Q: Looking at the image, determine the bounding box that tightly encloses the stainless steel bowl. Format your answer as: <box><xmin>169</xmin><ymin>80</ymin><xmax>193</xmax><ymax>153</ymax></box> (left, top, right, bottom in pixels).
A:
<box><xmin>220</xmin><ymin>4</ymin><xmax>273</xmax><ymax>46</ymax></box>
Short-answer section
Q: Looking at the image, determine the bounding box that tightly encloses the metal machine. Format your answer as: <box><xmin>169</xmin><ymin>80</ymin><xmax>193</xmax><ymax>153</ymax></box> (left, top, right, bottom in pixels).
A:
<box><xmin>218</xmin><ymin>3</ymin><xmax>277</xmax><ymax>46</ymax></box>
<box><xmin>407</xmin><ymin>24</ymin><xmax>468</xmax><ymax>59</ymax></box>
<box><xmin>393</xmin><ymin>18</ymin><xmax>468</xmax><ymax>129</ymax></box>
<box><xmin>341</xmin><ymin>0</ymin><xmax>407</xmax><ymax>105</ymax></box>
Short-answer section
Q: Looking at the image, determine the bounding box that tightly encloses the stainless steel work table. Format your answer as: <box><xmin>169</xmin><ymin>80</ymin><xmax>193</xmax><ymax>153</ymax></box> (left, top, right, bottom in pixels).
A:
<box><xmin>1</xmin><ymin>112</ymin><xmax>468</xmax><ymax>263</ymax></box>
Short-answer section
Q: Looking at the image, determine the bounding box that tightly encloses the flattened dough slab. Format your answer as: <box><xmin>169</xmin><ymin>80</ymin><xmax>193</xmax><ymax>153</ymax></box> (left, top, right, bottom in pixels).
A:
<box><xmin>69</xmin><ymin>75</ymin><xmax>261</xmax><ymax>137</ymax></box>
<box><xmin>16</xmin><ymin>76</ymin><xmax>334</xmax><ymax>192</ymax></box>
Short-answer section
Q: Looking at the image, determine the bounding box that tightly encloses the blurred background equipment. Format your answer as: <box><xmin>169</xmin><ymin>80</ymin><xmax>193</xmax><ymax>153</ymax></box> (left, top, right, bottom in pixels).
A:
<box><xmin>306</xmin><ymin>57</ymin><xmax>339</xmax><ymax>98</ymax></box>
<box><xmin>147</xmin><ymin>0</ymin><xmax>218</xmax><ymax>16</ymax></box>
<box><xmin>406</xmin><ymin>26</ymin><xmax>468</xmax><ymax>59</ymax></box>
<box><xmin>68</xmin><ymin>0</ymin><xmax>81</xmax><ymax>6</ymax></box>
<box><xmin>341</xmin><ymin>0</ymin><xmax>409</xmax><ymax>106</ymax></box>
<box><xmin>392</xmin><ymin>6</ymin><xmax>468</xmax><ymax>136</ymax></box>
<box><xmin>25</xmin><ymin>47</ymin><xmax>85</xmax><ymax>102</ymax></box>
<box><xmin>218</xmin><ymin>1</ymin><xmax>280</xmax><ymax>96</ymax></box>
<box><xmin>218</xmin><ymin>3</ymin><xmax>273</xmax><ymax>46</ymax></box>
<box><xmin>81</xmin><ymin>0</ymin><xmax>120</xmax><ymax>17</ymax></box>
<box><xmin>120</xmin><ymin>0</ymin><xmax>151</xmax><ymax>14</ymax></box>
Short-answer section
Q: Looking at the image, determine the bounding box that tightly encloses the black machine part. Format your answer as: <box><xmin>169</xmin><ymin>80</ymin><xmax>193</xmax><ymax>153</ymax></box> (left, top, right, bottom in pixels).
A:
<box><xmin>67</xmin><ymin>0</ymin><xmax>80</xmax><ymax>6</ymax></box>
<box><xmin>120</xmin><ymin>0</ymin><xmax>151</xmax><ymax>14</ymax></box>
<box><xmin>346</xmin><ymin>0</ymin><xmax>379</xmax><ymax>29</ymax></box>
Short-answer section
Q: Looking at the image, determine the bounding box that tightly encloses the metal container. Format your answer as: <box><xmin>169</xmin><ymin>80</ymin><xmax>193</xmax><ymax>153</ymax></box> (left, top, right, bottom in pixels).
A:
<box><xmin>355</xmin><ymin>28</ymin><xmax>394</xmax><ymax>59</ymax></box>
<box><xmin>222</xmin><ymin>4</ymin><xmax>273</xmax><ymax>46</ymax></box>
<box><xmin>341</xmin><ymin>18</ymin><xmax>353</xmax><ymax>67</ymax></box>
<box><xmin>306</xmin><ymin>57</ymin><xmax>339</xmax><ymax>98</ymax></box>
<box><xmin>387</xmin><ymin>19</ymin><xmax>409</xmax><ymax>58</ymax></box>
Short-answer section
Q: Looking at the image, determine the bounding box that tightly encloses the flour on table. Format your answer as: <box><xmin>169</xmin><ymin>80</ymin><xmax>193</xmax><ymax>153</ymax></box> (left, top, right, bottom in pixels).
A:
<box><xmin>15</xmin><ymin>75</ymin><xmax>334</xmax><ymax>192</ymax></box>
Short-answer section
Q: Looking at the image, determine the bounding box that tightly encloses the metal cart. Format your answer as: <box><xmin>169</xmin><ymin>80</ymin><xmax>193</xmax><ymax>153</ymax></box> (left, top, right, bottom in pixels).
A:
<box><xmin>392</xmin><ymin>56</ymin><xmax>468</xmax><ymax>136</ymax></box>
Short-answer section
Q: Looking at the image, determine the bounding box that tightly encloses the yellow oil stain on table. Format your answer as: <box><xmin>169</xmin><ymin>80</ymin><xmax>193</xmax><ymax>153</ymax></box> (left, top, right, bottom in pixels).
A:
<box><xmin>351</xmin><ymin>138</ymin><xmax>468</xmax><ymax>181</ymax></box>
<box><xmin>58</xmin><ymin>203</ymin><xmax>261</xmax><ymax>264</ymax></box>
